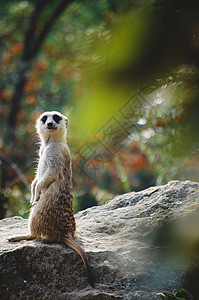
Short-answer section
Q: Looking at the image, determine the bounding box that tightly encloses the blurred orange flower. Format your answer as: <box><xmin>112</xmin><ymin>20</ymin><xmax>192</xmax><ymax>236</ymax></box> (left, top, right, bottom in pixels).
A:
<box><xmin>0</xmin><ymin>89</ymin><xmax>11</xmax><ymax>101</ymax></box>
<box><xmin>26</xmin><ymin>95</ymin><xmax>37</xmax><ymax>106</ymax></box>
<box><xmin>35</xmin><ymin>60</ymin><xmax>49</xmax><ymax>75</ymax></box>
<box><xmin>10</xmin><ymin>43</ymin><xmax>23</xmax><ymax>55</ymax></box>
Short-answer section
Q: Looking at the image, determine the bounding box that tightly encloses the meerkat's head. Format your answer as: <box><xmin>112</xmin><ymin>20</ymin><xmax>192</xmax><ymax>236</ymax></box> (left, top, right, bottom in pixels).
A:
<box><xmin>36</xmin><ymin>111</ymin><xmax>68</xmax><ymax>143</ymax></box>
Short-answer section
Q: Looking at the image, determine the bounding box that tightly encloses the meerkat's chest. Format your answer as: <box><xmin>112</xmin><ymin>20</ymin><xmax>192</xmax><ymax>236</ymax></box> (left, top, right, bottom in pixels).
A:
<box><xmin>37</xmin><ymin>144</ymin><xmax>69</xmax><ymax>179</ymax></box>
<box><xmin>38</xmin><ymin>147</ymin><xmax>58</xmax><ymax>174</ymax></box>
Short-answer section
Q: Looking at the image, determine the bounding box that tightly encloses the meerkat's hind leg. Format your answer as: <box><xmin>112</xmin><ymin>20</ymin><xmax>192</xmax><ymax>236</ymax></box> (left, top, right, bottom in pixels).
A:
<box><xmin>63</xmin><ymin>235</ymin><xmax>94</xmax><ymax>288</ymax></box>
<box><xmin>8</xmin><ymin>234</ymin><xmax>35</xmax><ymax>242</ymax></box>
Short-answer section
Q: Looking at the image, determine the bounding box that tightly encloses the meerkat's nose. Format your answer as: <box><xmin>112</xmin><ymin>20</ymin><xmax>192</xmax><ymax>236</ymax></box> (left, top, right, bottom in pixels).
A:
<box><xmin>47</xmin><ymin>122</ymin><xmax>53</xmax><ymax>127</ymax></box>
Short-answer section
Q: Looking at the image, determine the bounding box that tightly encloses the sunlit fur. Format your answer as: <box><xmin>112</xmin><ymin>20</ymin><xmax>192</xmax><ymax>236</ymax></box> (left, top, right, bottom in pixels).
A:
<box><xmin>29</xmin><ymin>111</ymin><xmax>75</xmax><ymax>241</ymax></box>
<box><xmin>9</xmin><ymin>111</ymin><xmax>94</xmax><ymax>287</ymax></box>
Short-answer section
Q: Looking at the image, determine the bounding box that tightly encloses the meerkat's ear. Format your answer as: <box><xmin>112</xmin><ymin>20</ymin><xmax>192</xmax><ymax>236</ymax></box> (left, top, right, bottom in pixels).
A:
<box><xmin>64</xmin><ymin>116</ymin><xmax>69</xmax><ymax>127</ymax></box>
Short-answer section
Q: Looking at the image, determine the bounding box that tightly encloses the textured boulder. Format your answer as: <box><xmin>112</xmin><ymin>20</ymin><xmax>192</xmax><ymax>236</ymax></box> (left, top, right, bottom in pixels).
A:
<box><xmin>1</xmin><ymin>180</ymin><xmax>199</xmax><ymax>299</ymax></box>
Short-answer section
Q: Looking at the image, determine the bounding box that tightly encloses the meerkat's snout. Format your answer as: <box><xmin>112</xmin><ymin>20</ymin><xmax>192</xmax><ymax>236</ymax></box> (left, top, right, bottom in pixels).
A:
<box><xmin>46</xmin><ymin>121</ymin><xmax>55</xmax><ymax>130</ymax></box>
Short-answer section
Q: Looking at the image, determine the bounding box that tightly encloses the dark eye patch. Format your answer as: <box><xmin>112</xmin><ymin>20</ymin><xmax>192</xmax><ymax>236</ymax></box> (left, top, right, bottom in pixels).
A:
<box><xmin>53</xmin><ymin>114</ymin><xmax>62</xmax><ymax>123</ymax></box>
<box><xmin>41</xmin><ymin>115</ymin><xmax>47</xmax><ymax>123</ymax></box>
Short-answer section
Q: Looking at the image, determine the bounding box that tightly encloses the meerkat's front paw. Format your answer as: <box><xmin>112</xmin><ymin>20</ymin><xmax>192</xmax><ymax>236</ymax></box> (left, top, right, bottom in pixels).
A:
<box><xmin>34</xmin><ymin>190</ymin><xmax>41</xmax><ymax>203</ymax></box>
<box><xmin>30</xmin><ymin>194</ymin><xmax>41</xmax><ymax>207</ymax></box>
<box><xmin>35</xmin><ymin>194</ymin><xmax>41</xmax><ymax>202</ymax></box>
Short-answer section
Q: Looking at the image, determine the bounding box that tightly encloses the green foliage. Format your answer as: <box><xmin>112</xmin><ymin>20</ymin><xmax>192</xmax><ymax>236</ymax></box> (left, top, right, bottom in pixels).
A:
<box><xmin>1</xmin><ymin>0</ymin><xmax>199</xmax><ymax>217</ymax></box>
<box><xmin>74</xmin><ymin>192</ymin><xmax>98</xmax><ymax>213</ymax></box>
<box><xmin>159</xmin><ymin>288</ymin><xmax>193</xmax><ymax>300</ymax></box>
<box><xmin>70</xmin><ymin>0</ymin><xmax>199</xmax><ymax>184</ymax></box>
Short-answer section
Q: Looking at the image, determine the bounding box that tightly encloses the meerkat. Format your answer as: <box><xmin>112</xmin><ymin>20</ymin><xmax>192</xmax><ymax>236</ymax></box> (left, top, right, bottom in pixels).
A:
<box><xmin>8</xmin><ymin>111</ymin><xmax>94</xmax><ymax>287</ymax></box>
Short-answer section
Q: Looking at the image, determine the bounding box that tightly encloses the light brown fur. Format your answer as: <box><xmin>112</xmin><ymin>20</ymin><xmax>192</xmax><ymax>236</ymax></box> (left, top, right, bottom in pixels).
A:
<box><xmin>8</xmin><ymin>111</ymin><xmax>94</xmax><ymax>287</ymax></box>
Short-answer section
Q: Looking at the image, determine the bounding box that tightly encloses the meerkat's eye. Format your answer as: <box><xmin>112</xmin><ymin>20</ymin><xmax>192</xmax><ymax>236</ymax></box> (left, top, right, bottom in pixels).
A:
<box><xmin>53</xmin><ymin>114</ymin><xmax>62</xmax><ymax>124</ymax></box>
<box><xmin>41</xmin><ymin>115</ymin><xmax>47</xmax><ymax>123</ymax></box>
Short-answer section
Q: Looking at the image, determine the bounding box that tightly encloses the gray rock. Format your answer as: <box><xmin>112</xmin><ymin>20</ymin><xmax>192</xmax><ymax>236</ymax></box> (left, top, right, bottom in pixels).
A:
<box><xmin>1</xmin><ymin>180</ymin><xmax>199</xmax><ymax>299</ymax></box>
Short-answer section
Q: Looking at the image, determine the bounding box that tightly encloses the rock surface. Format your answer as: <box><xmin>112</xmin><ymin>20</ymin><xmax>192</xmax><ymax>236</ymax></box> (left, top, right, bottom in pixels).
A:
<box><xmin>1</xmin><ymin>180</ymin><xmax>199</xmax><ymax>299</ymax></box>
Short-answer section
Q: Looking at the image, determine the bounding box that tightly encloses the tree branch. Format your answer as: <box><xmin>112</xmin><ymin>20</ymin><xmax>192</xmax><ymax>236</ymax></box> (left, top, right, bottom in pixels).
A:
<box><xmin>6</xmin><ymin>0</ymin><xmax>73</xmax><ymax>141</ymax></box>
<box><xmin>22</xmin><ymin>0</ymin><xmax>52</xmax><ymax>61</ymax></box>
<box><xmin>31</xmin><ymin>0</ymin><xmax>74</xmax><ymax>58</ymax></box>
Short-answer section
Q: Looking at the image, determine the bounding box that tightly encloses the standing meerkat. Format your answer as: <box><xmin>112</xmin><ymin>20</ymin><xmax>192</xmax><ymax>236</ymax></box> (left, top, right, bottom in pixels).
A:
<box><xmin>8</xmin><ymin>111</ymin><xmax>94</xmax><ymax>287</ymax></box>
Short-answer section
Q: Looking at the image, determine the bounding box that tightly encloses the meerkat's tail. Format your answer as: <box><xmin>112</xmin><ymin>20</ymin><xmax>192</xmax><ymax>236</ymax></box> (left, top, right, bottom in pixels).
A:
<box><xmin>63</xmin><ymin>235</ymin><xmax>94</xmax><ymax>288</ymax></box>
